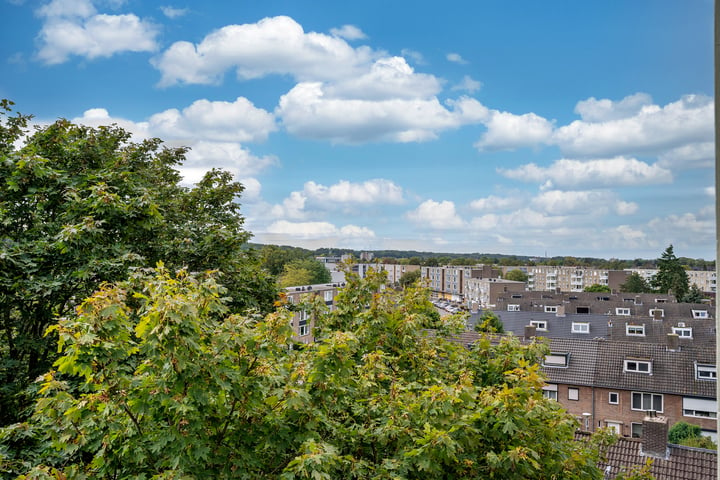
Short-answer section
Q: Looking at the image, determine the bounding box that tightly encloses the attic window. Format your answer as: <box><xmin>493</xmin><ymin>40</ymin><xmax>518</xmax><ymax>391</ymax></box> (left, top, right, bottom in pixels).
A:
<box><xmin>615</xmin><ymin>308</ymin><xmax>631</xmax><ymax>316</ymax></box>
<box><xmin>624</xmin><ymin>359</ymin><xmax>652</xmax><ymax>374</ymax></box>
<box><xmin>672</xmin><ymin>327</ymin><xmax>692</xmax><ymax>338</ymax></box>
<box><xmin>530</xmin><ymin>320</ymin><xmax>548</xmax><ymax>331</ymax></box>
<box><xmin>576</xmin><ymin>306</ymin><xmax>589</xmax><ymax>314</ymax></box>
<box><xmin>544</xmin><ymin>306</ymin><xmax>558</xmax><ymax>313</ymax></box>
<box><xmin>692</xmin><ymin>310</ymin><xmax>709</xmax><ymax>319</ymax></box>
<box><xmin>655</xmin><ymin>298</ymin><xmax>667</xmax><ymax>303</ymax></box>
<box><xmin>511</xmin><ymin>294</ymin><xmax>523</xmax><ymax>299</ymax></box>
<box><xmin>626</xmin><ymin>324</ymin><xmax>645</xmax><ymax>336</ymax></box>
<box><xmin>543</xmin><ymin>353</ymin><xmax>569</xmax><ymax>368</ymax></box>
<box><xmin>507</xmin><ymin>304</ymin><xmax>520</xmax><ymax>311</ymax></box>
<box><xmin>571</xmin><ymin>322</ymin><xmax>590</xmax><ymax>334</ymax></box>
<box><xmin>649</xmin><ymin>308</ymin><xmax>664</xmax><ymax>318</ymax></box>
<box><xmin>696</xmin><ymin>364</ymin><xmax>717</xmax><ymax>381</ymax></box>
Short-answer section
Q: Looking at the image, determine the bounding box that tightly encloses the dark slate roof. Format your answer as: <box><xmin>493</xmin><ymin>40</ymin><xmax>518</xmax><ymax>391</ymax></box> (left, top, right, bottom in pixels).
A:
<box><xmin>543</xmin><ymin>338</ymin><xmax>599</xmax><ymax>387</ymax></box>
<box><xmin>482</xmin><ymin>311</ymin><xmax>611</xmax><ymax>340</ymax></box>
<box><xmin>593</xmin><ymin>341</ymin><xmax>715</xmax><ymax>397</ymax></box>
<box><xmin>607</xmin><ymin>317</ymin><xmax>716</xmax><ymax>348</ymax></box>
<box><xmin>576</xmin><ymin>432</ymin><xmax>717</xmax><ymax>480</ymax></box>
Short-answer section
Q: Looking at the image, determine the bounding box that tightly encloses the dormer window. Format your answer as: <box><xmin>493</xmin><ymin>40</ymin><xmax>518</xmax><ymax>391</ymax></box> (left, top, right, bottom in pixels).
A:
<box><xmin>672</xmin><ymin>326</ymin><xmax>693</xmax><ymax>338</ymax></box>
<box><xmin>544</xmin><ymin>306</ymin><xmax>558</xmax><ymax>313</ymax></box>
<box><xmin>696</xmin><ymin>364</ymin><xmax>717</xmax><ymax>381</ymax></box>
<box><xmin>543</xmin><ymin>352</ymin><xmax>569</xmax><ymax>368</ymax></box>
<box><xmin>530</xmin><ymin>320</ymin><xmax>548</xmax><ymax>331</ymax></box>
<box><xmin>649</xmin><ymin>308</ymin><xmax>664</xmax><ymax>318</ymax></box>
<box><xmin>571</xmin><ymin>322</ymin><xmax>590</xmax><ymax>334</ymax></box>
<box><xmin>507</xmin><ymin>304</ymin><xmax>520</xmax><ymax>311</ymax></box>
<box><xmin>624</xmin><ymin>359</ymin><xmax>652</xmax><ymax>374</ymax></box>
<box><xmin>692</xmin><ymin>310</ymin><xmax>709</xmax><ymax>319</ymax></box>
<box><xmin>626</xmin><ymin>324</ymin><xmax>645</xmax><ymax>336</ymax></box>
<box><xmin>615</xmin><ymin>308</ymin><xmax>631</xmax><ymax>316</ymax></box>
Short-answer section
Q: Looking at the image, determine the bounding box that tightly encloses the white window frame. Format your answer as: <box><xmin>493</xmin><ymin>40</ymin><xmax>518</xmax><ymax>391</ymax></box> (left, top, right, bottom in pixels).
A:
<box><xmin>571</xmin><ymin>322</ymin><xmax>590</xmax><ymax>334</ymax></box>
<box><xmin>683</xmin><ymin>398</ymin><xmax>717</xmax><ymax>419</ymax></box>
<box><xmin>543</xmin><ymin>384</ymin><xmax>558</xmax><ymax>401</ymax></box>
<box><xmin>568</xmin><ymin>388</ymin><xmax>579</xmax><ymax>401</ymax></box>
<box><xmin>324</xmin><ymin>290</ymin><xmax>333</xmax><ymax>302</ymax></box>
<box><xmin>672</xmin><ymin>327</ymin><xmax>693</xmax><ymax>338</ymax></box>
<box><xmin>615</xmin><ymin>307</ymin><xmax>631</xmax><ymax>316</ymax></box>
<box><xmin>631</xmin><ymin>392</ymin><xmax>663</xmax><ymax>412</ymax></box>
<box><xmin>543</xmin><ymin>352</ymin><xmax>569</xmax><ymax>368</ymax></box>
<box><xmin>299</xmin><ymin>324</ymin><xmax>310</xmax><ymax>336</ymax></box>
<box><xmin>507</xmin><ymin>304</ymin><xmax>520</xmax><ymax>312</ymax></box>
<box><xmin>692</xmin><ymin>309</ymin><xmax>709</xmax><ymax>319</ymax></box>
<box><xmin>626</xmin><ymin>324</ymin><xmax>645</xmax><ymax>336</ymax></box>
<box><xmin>624</xmin><ymin>359</ymin><xmax>652</xmax><ymax>374</ymax></box>
<box><xmin>544</xmin><ymin>306</ymin><xmax>558</xmax><ymax>313</ymax></box>
<box><xmin>696</xmin><ymin>364</ymin><xmax>717</xmax><ymax>381</ymax></box>
<box><xmin>649</xmin><ymin>308</ymin><xmax>664</xmax><ymax>318</ymax></box>
<box><xmin>608</xmin><ymin>392</ymin><xmax>619</xmax><ymax>405</ymax></box>
<box><xmin>530</xmin><ymin>320</ymin><xmax>548</xmax><ymax>331</ymax></box>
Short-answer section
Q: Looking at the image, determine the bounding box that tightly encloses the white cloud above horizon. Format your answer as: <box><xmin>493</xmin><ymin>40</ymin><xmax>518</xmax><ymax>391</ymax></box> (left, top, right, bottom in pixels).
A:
<box><xmin>36</xmin><ymin>0</ymin><xmax>159</xmax><ymax>64</ymax></box>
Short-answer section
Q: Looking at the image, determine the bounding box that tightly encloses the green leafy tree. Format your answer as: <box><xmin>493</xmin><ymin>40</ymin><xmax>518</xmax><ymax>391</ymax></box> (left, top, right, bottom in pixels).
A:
<box><xmin>504</xmin><ymin>269</ymin><xmax>528</xmax><ymax>282</ymax></box>
<box><xmin>259</xmin><ymin>245</ymin><xmax>314</xmax><ymax>276</ymax></box>
<box><xmin>2</xmin><ymin>266</ymin><xmax>615</xmax><ymax>479</ymax></box>
<box><xmin>667</xmin><ymin>421</ymin><xmax>716</xmax><ymax>449</ymax></box>
<box><xmin>619</xmin><ymin>272</ymin><xmax>651</xmax><ymax>293</ymax></box>
<box><xmin>398</xmin><ymin>269</ymin><xmax>421</xmax><ymax>288</ymax></box>
<box><xmin>474</xmin><ymin>310</ymin><xmax>505</xmax><ymax>334</ymax></box>
<box><xmin>583</xmin><ymin>284</ymin><xmax>611</xmax><ymax>293</ymax></box>
<box><xmin>651</xmin><ymin>245</ymin><xmax>689</xmax><ymax>299</ymax></box>
<box><xmin>680</xmin><ymin>284</ymin><xmax>704</xmax><ymax>304</ymax></box>
<box><xmin>0</xmin><ymin>103</ymin><xmax>276</xmax><ymax>425</ymax></box>
<box><xmin>277</xmin><ymin>258</ymin><xmax>331</xmax><ymax>287</ymax></box>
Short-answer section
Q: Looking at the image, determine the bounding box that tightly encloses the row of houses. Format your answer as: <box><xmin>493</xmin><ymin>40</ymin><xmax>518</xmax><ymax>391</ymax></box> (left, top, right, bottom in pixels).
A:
<box><xmin>283</xmin><ymin>279</ymin><xmax>718</xmax><ymax>478</ymax></box>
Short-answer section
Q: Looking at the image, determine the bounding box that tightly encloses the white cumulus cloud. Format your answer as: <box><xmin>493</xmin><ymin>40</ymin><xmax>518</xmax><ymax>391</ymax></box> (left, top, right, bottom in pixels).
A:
<box><xmin>554</xmin><ymin>94</ymin><xmax>713</xmax><ymax>157</ymax></box>
<box><xmin>36</xmin><ymin>0</ymin><xmax>158</xmax><ymax>64</ymax></box>
<box><xmin>329</xmin><ymin>24</ymin><xmax>367</xmax><ymax>40</ymax></box>
<box><xmin>446</xmin><ymin>52</ymin><xmax>467</xmax><ymax>64</ymax></box>
<box><xmin>266</xmin><ymin>220</ymin><xmax>375</xmax><ymax>239</ymax></box>
<box><xmin>451</xmin><ymin>75</ymin><xmax>482</xmax><ymax>93</ymax></box>
<box><xmin>406</xmin><ymin>200</ymin><xmax>464</xmax><ymax>229</ymax></box>
<box><xmin>498</xmin><ymin>157</ymin><xmax>673</xmax><ymax>189</ymax></box>
<box><xmin>160</xmin><ymin>6</ymin><xmax>188</xmax><ymax>19</ymax></box>
<box><xmin>277</xmin><ymin>83</ymin><xmax>487</xmax><ymax>143</ymax></box>
<box><xmin>153</xmin><ymin>16</ymin><xmax>378</xmax><ymax>86</ymax></box>
<box><xmin>574</xmin><ymin>92</ymin><xmax>653</xmax><ymax>122</ymax></box>
<box><xmin>475</xmin><ymin>110</ymin><xmax>554</xmax><ymax>151</ymax></box>
<box><xmin>148</xmin><ymin>97</ymin><xmax>276</xmax><ymax>143</ymax></box>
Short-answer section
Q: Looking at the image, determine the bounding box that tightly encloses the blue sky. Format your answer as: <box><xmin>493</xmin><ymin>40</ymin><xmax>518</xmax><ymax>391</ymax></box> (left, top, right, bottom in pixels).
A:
<box><xmin>1</xmin><ymin>0</ymin><xmax>714</xmax><ymax>260</ymax></box>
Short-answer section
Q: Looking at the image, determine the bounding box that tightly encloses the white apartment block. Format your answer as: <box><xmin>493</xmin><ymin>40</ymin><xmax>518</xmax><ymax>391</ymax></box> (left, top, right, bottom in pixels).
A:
<box><xmin>521</xmin><ymin>266</ymin><xmax>609</xmax><ymax>292</ymax></box>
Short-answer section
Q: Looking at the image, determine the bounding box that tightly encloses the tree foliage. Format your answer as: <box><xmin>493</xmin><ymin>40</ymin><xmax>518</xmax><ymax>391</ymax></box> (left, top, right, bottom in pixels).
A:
<box><xmin>619</xmin><ymin>273</ymin><xmax>651</xmax><ymax>294</ymax></box>
<box><xmin>0</xmin><ymin>103</ymin><xmax>276</xmax><ymax>425</ymax></box>
<box><xmin>651</xmin><ymin>245</ymin><xmax>689</xmax><ymax>300</ymax></box>
<box><xmin>398</xmin><ymin>269</ymin><xmax>421</xmax><ymax>288</ymax></box>
<box><xmin>680</xmin><ymin>284</ymin><xmax>704</xmax><ymax>304</ymax></box>
<box><xmin>474</xmin><ymin>310</ymin><xmax>505</xmax><ymax>334</ymax></box>
<box><xmin>583</xmin><ymin>284</ymin><xmax>610</xmax><ymax>293</ymax></box>
<box><xmin>1</xmin><ymin>266</ymin><xmax>615</xmax><ymax>479</ymax></box>
<box><xmin>277</xmin><ymin>259</ymin><xmax>332</xmax><ymax>288</ymax></box>
<box><xmin>504</xmin><ymin>269</ymin><xmax>528</xmax><ymax>282</ymax></box>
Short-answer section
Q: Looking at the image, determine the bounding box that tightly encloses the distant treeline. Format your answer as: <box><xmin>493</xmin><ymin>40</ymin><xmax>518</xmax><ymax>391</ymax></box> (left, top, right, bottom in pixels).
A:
<box><xmin>247</xmin><ymin>244</ymin><xmax>716</xmax><ymax>271</ymax></box>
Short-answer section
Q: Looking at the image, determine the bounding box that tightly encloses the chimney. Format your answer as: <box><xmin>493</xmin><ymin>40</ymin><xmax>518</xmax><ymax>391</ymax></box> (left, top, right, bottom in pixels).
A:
<box><xmin>666</xmin><ymin>333</ymin><xmax>680</xmax><ymax>352</ymax></box>
<box><xmin>641</xmin><ymin>413</ymin><xmax>669</xmax><ymax>459</ymax></box>
<box><xmin>556</xmin><ymin>305</ymin><xmax>566</xmax><ymax>317</ymax></box>
<box><xmin>653</xmin><ymin>309</ymin><xmax>663</xmax><ymax>321</ymax></box>
<box><xmin>524</xmin><ymin>324</ymin><xmax>537</xmax><ymax>341</ymax></box>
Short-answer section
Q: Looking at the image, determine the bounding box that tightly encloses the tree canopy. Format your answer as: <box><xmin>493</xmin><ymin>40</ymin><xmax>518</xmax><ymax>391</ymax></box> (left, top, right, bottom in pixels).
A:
<box><xmin>583</xmin><ymin>284</ymin><xmax>610</xmax><ymax>293</ymax></box>
<box><xmin>619</xmin><ymin>272</ymin><xmax>651</xmax><ymax>294</ymax></box>
<box><xmin>0</xmin><ymin>102</ymin><xmax>276</xmax><ymax>425</ymax></box>
<box><xmin>504</xmin><ymin>269</ymin><xmax>528</xmax><ymax>282</ymax></box>
<box><xmin>652</xmin><ymin>245</ymin><xmax>689</xmax><ymax>300</ymax></box>
<box><xmin>277</xmin><ymin>258</ymin><xmax>332</xmax><ymax>287</ymax></box>
<box><xmin>1</xmin><ymin>266</ymin><xmax>616</xmax><ymax>479</ymax></box>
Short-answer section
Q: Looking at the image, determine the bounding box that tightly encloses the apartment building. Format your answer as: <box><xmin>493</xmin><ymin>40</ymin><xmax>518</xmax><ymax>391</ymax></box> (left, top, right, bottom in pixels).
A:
<box><xmin>375</xmin><ymin>263</ymin><xmax>420</xmax><ymax>285</ymax></box>
<box><xmin>284</xmin><ymin>282</ymin><xmax>344</xmax><ymax>344</ymax></box>
<box><xmin>420</xmin><ymin>265</ymin><xmax>499</xmax><ymax>302</ymax></box>
<box><xmin>464</xmin><ymin>277</ymin><xmax>525</xmax><ymax>311</ymax></box>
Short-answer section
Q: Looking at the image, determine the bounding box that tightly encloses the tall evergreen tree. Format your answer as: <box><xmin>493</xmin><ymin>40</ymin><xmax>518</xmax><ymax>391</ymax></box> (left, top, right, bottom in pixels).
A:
<box><xmin>651</xmin><ymin>245</ymin><xmax>689</xmax><ymax>300</ymax></box>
